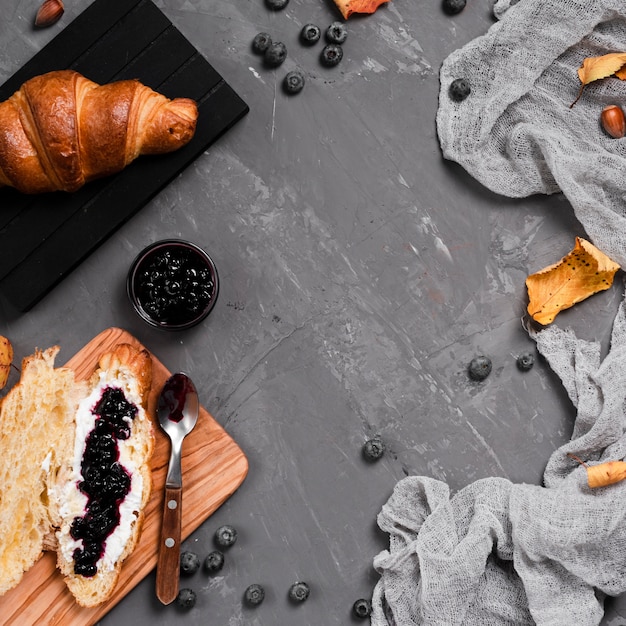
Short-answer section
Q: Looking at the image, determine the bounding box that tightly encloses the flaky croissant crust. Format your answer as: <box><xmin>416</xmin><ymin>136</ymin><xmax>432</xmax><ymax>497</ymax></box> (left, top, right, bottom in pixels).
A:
<box><xmin>0</xmin><ymin>70</ymin><xmax>198</xmax><ymax>194</ymax></box>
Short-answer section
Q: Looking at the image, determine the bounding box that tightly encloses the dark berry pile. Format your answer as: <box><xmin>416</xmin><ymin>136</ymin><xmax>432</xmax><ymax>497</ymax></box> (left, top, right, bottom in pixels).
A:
<box><xmin>467</xmin><ymin>355</ymin><xmax>492</xmax><ymax>381</ymax></box>
<box><xmin>363</xmin><ymin>437</ymin><xmax>385</xmax><ymax>461</ymax></box>
<box><xmin>135</xmin><ymin>247</ymin><xmax>216</xmax><ymax>326</ymax></box>
<box><xmin>288</xmin><ymin>581</ymin><xmax>310</xmax><ymax>602</ymax></box>
<box><xmin>244</xmin><ymin>583</ymin><xmax>265</xmax><ymax>606</ymax></box>
<box><xmin>353</xmin><ymin>598</ymin><xmax>372</xmax><ymax>618</ymax></box>
<box><xmin>449</xmin><ymin>77</ymin><xmax>471</xmax><ymax>102</ymax></box>
<box><xmin>442</xmin><ymin>0</ymin><xmax>466</xmax><ymax>15</ymax></box>
<box><xmin>70</xmin><ymin>387</ymin><xmax>137</xmax><ymax>577</ymax></box>
<box><xmin>516</xmin><ymin>352</ymin><xmax>535</xmax><ymax>371</ymax></box>
<box><xmin>283</xmin><ymin>70</ymin><xmax>305</xmax><ymax>95</ymax></box>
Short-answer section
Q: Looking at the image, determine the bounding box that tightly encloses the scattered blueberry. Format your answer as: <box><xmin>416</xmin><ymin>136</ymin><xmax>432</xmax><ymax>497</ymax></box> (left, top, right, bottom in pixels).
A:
<box><xmin>265</xmin><ymin>0</ymin><xmax>289</xmax><ymax>9</ymax></box>
<box><xmin>516</xmin><ymin>353</ymin><xmax>535</xmax><ymax>372</ymax></box>
<box><xmin>468</xmin><ymin>355</ymin><xmax>492</xmax><ymax>381</ymax></box>
<box><xmin>264</xmin><ymin>41</ymin><xmax>287</xmax><ymax>67</ymax></box>
<box><xmin>283</xmin><ymin>70</ymin><xmax>305</xmax><ymax>95</ymax></box>
<box><xmin>449</xmin><ymin>78</ymin><xmax>471</xmax><ymax>102</ymax></box>
<box><xmin>180</xmin><ymin>550</ymin><xmax>201</xmax><ymax>575</ymax></box>
<box><xmin>252</xmin><ymin>32</ymin><xmax>272</xmax><ymax>55</ymax></box>
<box><xmin>363</xmin><ymin>437</ymin><xmax>385</xmax><ymax>462</ymax></box>
<box><xmin>244</xmin><ymin>583</ymin><xmax>266</xmax><ymax>606</ymax></box>
<box><xmin>215</xmin><ymin>524</ymin><xmax>238</xmax><ymax>548</ymax></box>
<box><xmin>353</xmin><ymin>598</ymin><xmax>372</xmax><ymax>618</ymax></box>
<box><xmin>288</xmin><ymin>581</ymin><xmax>310</xmax><ymax>603</ymax></box>
<box><xmin>300</xmin><ymin>23</ymin><xmax>321</xmax><ymax>45</ymax></box>
<box><xmin>325</xmin><ymin>21</ymin><xmax>348</xmax><ymax>45</ymax></box>
<box><xmin>176</xmin><ymin>588</ymin><xmax>197</xmax><ymax>609</ymax></box>
<box><xmin>320</xmin><ymin>44</ymin><xmax>343</xmax><ymax>67</ymax></box>
<box><xmin>442</xmin><ymin>0</ymin><xmax>466</xmax><ymax>14</ymax></box>
<box><xmin>204</xmin><ymin>550</ymin><xmax>225</xmax><ymax>573</ymax></box>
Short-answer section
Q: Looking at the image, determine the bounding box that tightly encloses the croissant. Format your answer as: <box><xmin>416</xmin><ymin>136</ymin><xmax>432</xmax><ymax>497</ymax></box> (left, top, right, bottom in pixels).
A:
<box><xmin>0</xmin><ymin>70</ymin><xmax>198</xmax><ymax>194</ymax></box>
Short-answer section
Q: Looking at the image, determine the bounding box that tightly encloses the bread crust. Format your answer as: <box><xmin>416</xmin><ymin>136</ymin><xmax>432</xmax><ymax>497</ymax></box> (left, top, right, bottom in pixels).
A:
<box><xmin>55</xmin><ymin>343</ymin><xmax>154</xmax><ymax>607</ymax></box>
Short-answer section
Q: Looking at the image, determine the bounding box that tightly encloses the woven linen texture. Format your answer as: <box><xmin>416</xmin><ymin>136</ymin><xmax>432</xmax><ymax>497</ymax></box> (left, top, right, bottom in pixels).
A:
<box><xmin>372</xmin><ymin>1</ymin><xmax>626</xmax><ymax>623</ymax></box>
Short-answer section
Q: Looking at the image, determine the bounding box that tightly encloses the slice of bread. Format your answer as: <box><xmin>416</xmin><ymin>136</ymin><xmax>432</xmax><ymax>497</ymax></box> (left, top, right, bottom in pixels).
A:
<box><xmin>0</xmin><ymin>347</ymin><xmax>80</xmax><ymax>595</ymax></box>
<box><xmin>0</xmin><ymin>343</ymin><xmax>154</xmax><ymax>607</ymax></box>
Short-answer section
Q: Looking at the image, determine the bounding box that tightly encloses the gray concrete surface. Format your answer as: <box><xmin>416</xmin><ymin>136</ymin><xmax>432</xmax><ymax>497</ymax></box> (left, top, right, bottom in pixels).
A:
<box><xmin>1</xmin><ymin>0</ymin><xmax>625</xmax><ymax>624</ymax></box>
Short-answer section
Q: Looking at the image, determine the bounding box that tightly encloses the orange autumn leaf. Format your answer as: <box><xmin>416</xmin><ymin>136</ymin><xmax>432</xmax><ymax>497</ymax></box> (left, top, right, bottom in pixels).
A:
<box><xmin>332</xmin><ymin>0</ymin><xmax>390</xmax><ymax>19</ymax></box>
<box><xmin>568</xmin><ymin>454</ymin><xmax>626</xmax><ymax>488</ymax></box>
<box><xmin>577</xmin><ymin>52</ymin><xmax>626</xmax><ymax>84</ymax></box>
<box><xmin>526</xmin><ymin>237</ymin><xmax>620</xmax><ymax>325</ymax></box>
<box><xmin>571</xmin><ymin>52</ymin><xmax>626</xmax><ymax>106</ymax></box>
<box><xmin>587</xmin><ymin>461</ymin><xmax>626</xmax><ymax>488</ymax></box>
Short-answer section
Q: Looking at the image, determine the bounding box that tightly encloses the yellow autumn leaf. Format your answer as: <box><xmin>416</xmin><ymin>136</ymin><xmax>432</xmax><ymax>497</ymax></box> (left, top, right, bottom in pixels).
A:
<box><xmin>571</xmin><ymin>52</ymin><xmax>626</xmax><ymax>106</ymax></box>
<box><xmin>0</xmin><ymin>335</ymin><xmax>13</xmax><ymax>389</ymax></box>
<box><xmin>616</xmin><ymin>65</ymin><xmax>626</xmax><ymax>80</ymax></box>
<box><xmin>577</xmin><ymin>52</ymin><xmax>626</xmax><ymax>84</ymax></box>
<box><xmin>526</xmin><ymin>238</ymin><xmax>620</xmax><ymax>325</ymax></box>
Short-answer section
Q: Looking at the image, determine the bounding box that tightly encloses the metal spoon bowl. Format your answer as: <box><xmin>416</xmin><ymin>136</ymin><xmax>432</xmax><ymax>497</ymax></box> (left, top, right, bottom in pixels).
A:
<box><xmin>155</xmin><ymin>372</ymin><xmax>199</xmax><ymax>605</ymax></box>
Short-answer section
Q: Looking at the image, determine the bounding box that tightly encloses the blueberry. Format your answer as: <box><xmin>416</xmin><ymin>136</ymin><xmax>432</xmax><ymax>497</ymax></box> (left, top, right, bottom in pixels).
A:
<box><xmin>353</xmin><ymin>598</ymin><xmax>372</xmax><ymax>618</ymax></box>
<box><xmin>363</xmin><ymin>437</ymin><xmax>385</xmax><ymax>461</ymax></box>
<box><xmin>300</xmin><ymin>23</ymin><xmax>321</xmax><ymax>45</ymax></box>
<box><xmin>215</xmin><ymin>524</ymin><xmax>238</xmax><ymax>548</ymax></box>
<box><xmin>204</xmin><ymin>550</ymin><xmax>225</xmax><ymax>573</ymax></box>
<box><xmin>244</xmin><ymin>583</ymin><xmax>265</xmax><ymax>606</ymax></box>
<box><xmin>325</xmin><ymin>21</ymin><xmax>348</xmax><ymax>45</ymax></box>
<box><xmin>288</xmin><ymin>581</ymin><xmax>310</xmax><ymax>603</ymax></box>
<box><xmin>283</xmin><ymin>70</ymin><xmax>305</xmax><ymax>95</ymax></box>
<box><xmin>320</xmin><ymin>44</ymin><xmax>343</xmax><ymax>67</ymax></box>
<box><xmin>252</xmin><ymin>32</ymin><xmax>272</xmax><ymax>54</ymax></box>
<box><xmin>265</xmin><ymin>0</ymin><xmax>289</xmax><ymax>9</ymax></box>
<box><xmin>449</xmin><ymin>78</ymin><xmax>471</xmax><ymax>102</ymax></box>
<box><xmin>180</xmin><ymin>550</ymin><xmax>201</xmax><ymax>575</ymax></box>
<box><xmin>264</xmin><ymin>41</ymin><xmax>287</xmax><ymax>67</ymax></box>
<box><xmin>442</xmin><ymin>0</ymin><xmax>466</xmax><ymax>14</ymax></box>
<box><xmin>468</xmin><ymin>355</ymin><xmax>492</xmax><ymax>381</ymax></box>
<box><xmin>516</xmin><ymin>353</ymin><xmax>535</xmax><ymax>372</ymax></box>
<box><xmin>176</xmin><ymin>588</ymin><xmax>197</xmax><ymax>609</ymax></box>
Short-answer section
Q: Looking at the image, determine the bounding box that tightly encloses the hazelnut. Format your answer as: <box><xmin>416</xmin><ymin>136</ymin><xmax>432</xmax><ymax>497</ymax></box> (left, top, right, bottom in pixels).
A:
<box><xmin>601</xmin><ymin>104</ymin><xmax>626</xmax><ymax>139</ymax></box>
<box><xmin>35</xmin><ymin>0</ymin><xmax>64</xmax><ymax>28</ymax></box>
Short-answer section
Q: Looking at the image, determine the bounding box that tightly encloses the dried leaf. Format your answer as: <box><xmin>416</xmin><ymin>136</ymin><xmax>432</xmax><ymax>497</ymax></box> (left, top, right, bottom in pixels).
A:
<box><xmin>616</xmin><ymin>65</ymin><xmax>626</xmax><ymax>80</ymax></box>
<box><xmin>526</xmin><ymin>237</ymin><xmax>620</xmax><ymax>325</ymax></box>
<box><xmin>571</xmin><ymin>52</ymin><xmax>626</xmax><ymax>106</ymax></box>
<box><xmin>586</xmin><ymin>461</ymin><xmax>626</xmax><ymax>488</ymax></box>
<box><xmin>0</xmin><ymin>336</ymin><xmax>13</xmax><ymax>389</ymax></box>
<box><xmin>332</xmin><ymin>0</ymin><xmax>390</xmax><ymax>19</ymax></box>
<box><xmin>577</xmin><ymin>52</ymin><xmax>626</xmax><ymax>84</ymax></box>
<box><xmin>567</xmin><ymin>454</ymin><xmax>626</xmax><ymax>488</ymax></box>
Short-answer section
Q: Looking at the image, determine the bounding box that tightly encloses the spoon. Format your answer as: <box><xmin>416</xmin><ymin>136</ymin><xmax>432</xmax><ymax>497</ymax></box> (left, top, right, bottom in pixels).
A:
<box><xmin>155</xmin><ymin>372</ymin><xmax>199</xmax><ymax>605</ymax></box>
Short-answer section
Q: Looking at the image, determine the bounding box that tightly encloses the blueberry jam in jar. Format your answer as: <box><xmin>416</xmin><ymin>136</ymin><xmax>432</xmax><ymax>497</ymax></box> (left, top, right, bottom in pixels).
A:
<box><xmin>128</xmin><ymin>240</ymin><xmax>219</xmax><ymax>330</ymax></box>
<box><xmin>70</xmin><ymin>386</ymin><xmax>137</xmax><ymax>577</ymax></box>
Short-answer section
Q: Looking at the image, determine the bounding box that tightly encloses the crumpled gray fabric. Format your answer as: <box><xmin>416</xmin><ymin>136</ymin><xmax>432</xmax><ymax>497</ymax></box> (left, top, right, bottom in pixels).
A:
<box><xmin>371</xmin><ymin>1</ymin><xmax>626</xmax><ymax>623</ymax></box>
<box><xmin>371</xmin><ymin>299</ymin><xmax>626</xmax><ymax>625</ymax></box>
<box><xmin>437</xmin><ymin>0</ymin><xmax>626</xmax><ymax>268</ymax></box>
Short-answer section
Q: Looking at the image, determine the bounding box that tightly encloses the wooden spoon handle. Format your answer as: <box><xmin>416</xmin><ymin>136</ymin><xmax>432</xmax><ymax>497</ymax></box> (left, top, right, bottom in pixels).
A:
<box><xmin>156</xmin><ymin>485</ymin><xmax>183</xmax><ymax>604</ymax></box>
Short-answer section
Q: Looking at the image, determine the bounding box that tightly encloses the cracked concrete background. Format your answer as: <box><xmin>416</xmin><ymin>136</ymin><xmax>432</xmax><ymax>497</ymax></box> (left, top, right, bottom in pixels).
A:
<box><xmin>1</xmin><ymin>0</ymin><xmax>625</xmax><ymax>624</ymax></box>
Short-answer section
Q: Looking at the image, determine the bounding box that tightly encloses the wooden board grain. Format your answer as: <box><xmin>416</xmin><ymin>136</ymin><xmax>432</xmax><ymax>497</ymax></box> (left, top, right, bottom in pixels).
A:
<box><xmin>0</xmin><ymin>0</ymin><xmax>248</xmax><ymax>312</ymax></box>
<box><xmin>0</xmin><ymin>327</ymin><xmax>248</xmax><ymax>626</ymax></box>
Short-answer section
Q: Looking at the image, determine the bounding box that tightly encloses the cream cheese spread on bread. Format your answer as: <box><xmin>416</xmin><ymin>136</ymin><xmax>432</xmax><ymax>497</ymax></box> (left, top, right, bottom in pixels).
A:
<box><xmin>57</xmin><ymin>367</ymin><xmax>146</xmax><ymax>574</ymax></box>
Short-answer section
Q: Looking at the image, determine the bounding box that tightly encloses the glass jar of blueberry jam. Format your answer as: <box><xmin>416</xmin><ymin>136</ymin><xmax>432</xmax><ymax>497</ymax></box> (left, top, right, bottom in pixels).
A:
<box><xmin>127</xmin><ymin>239</ymin><xmax>219</xmax><ymax>330</ymax></box>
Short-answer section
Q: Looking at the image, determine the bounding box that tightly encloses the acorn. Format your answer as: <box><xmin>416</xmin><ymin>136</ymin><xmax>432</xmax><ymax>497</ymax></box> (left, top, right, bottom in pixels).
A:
<box><xmin>600</xmin><ymin>104</ymin><xmax>626</xmax><ymax>139</ymax></box>
<box><xmin>35</xmin><ymin>0</ymin><xmax>64</xmax><ymax>28</ymax></box>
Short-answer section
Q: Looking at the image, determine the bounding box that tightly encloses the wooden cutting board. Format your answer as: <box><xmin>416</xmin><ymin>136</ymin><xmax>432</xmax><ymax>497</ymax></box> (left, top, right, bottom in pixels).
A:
<box><xmin>0</xmin><ymin>327</ymin><xmax>248</xmax><ymax>626</ymax></box>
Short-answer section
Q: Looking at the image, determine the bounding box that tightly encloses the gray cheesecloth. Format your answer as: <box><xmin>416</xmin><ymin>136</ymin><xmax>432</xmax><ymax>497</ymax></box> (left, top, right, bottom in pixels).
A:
<box><xmin>371</xmin><ymin>1</ymin><xmax>626</xmax><ymax>624</ymax></box>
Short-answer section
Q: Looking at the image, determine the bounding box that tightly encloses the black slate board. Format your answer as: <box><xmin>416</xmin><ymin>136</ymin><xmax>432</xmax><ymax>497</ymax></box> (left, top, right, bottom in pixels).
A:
<box><xmin>0</xmin><ymin>0</ymin><xmax>249</xmax><ymax>312</ymax></box>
